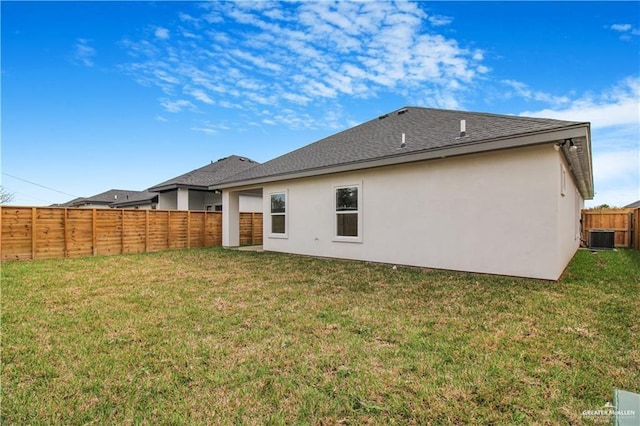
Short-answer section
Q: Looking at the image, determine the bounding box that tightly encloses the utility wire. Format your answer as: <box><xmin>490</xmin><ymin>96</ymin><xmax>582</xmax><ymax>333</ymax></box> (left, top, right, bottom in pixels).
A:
<box><xmin>2</xmin><ymin>172</ymin><xmax>79</xmax><ymax>198</ymax></box>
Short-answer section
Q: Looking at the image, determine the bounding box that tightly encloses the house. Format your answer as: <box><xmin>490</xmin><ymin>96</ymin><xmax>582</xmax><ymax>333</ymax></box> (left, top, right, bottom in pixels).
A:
<box><xmin>624</xmin><ymin>200</ymin><xmax>640</xmax><ymax>209</ymax></box>
<box><xmin>148</xmin><ymin>155</ymin><xmax>262</xmax><ymax>212</ymax></box>
<box><xmin>217</xmin><ymin>107</ymin><xmax>594</xmax><ymax>281</ymax></box>
<box><xmin>110</xmin><ymin>191</ymin><xmax>159</xmax><ymax>209</ymax></box>
<box><xmin>58</xmin><ymin>189</ymin><xmax>158</xmax><ymax>209</ymax></box>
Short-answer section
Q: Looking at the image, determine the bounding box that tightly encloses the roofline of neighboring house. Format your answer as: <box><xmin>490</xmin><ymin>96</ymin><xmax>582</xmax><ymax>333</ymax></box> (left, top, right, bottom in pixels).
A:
<box><xmin>215</xmin><ymin>123</ymin><xmax>594</xmax><ymax>200</ymax></box>
<box><xmin>110</xmin><ymin>199</ymin><xmax>158</xmax><ymax>208</ymax></box>
<box><xmin>73</xmin><ymin>201</ymin><xmax>112</xmax><ymax>207</ymax></box>
<box><xmin>147</xmin><ymin>184</ymin><xmax>211</xmax><ymax>193</ymax></box>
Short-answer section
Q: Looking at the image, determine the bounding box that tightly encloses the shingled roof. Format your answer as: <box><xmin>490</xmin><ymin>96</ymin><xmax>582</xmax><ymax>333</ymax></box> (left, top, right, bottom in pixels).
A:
<box><xmin>148</xmin><ymin>155</ymin><xmax>259</xmax><ymax>192</ymax></box>
<box><xmin>110</xmin><ymin>191</ymin><xmax>158</xmax><ymax>208</ymax></box>
<box><xmin>218</xmin><ymin>106</ymin><xmax>593</xmax><ymax>199</ymax></box>
<box><xmin>61</xmin><ymin>189</ymin><xmax>157</xmax><ymax>207</ymax></box>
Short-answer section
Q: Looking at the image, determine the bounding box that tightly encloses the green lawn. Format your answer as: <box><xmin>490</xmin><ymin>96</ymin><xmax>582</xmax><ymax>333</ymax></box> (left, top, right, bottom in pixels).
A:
<box><xmin>2</xmin><ymin>248</ymin><xmax>639</xmax><ymax>424</ymax></box>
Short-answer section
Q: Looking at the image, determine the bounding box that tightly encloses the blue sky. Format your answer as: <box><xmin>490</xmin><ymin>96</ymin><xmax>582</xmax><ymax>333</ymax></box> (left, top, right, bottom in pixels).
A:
<box><xmin>2</xmin><ymin>1</ymin><xmax>639</xmax><ymax>207</ymax></box>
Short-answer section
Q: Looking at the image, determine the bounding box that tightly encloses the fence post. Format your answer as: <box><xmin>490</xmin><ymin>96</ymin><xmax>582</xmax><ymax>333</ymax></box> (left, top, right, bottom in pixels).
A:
<box><xmin>167</xmin><ymin>211</ymin><xmax>171</xmax><ymax>249</ymax></box>
<box><xmin>251</xmin><ymin>212</ymin><xmax>256</xmax><ymax>245</ymax></box>
<box><xmin>120</xmin><ymin>210</ymin><xmax>124</xmax><ymax>254</ymax></box>
<box><xmin>92</xmin><ymin>209</ymin><xmax>97</xmax><ymax>256</ymax></box>
<box><xmin>187</xmin><ymin>211</ymin><xmax>191</xmax><ymax>249</ymax></box>
<box><xmin>63</xmin><ymin>208</ymin><xmax>68</xmax><ymax>258</ymax></box>
<box><xmin>627</xmin><ymin>212</ymin><xmax>632</xmax><ymax>248</ymax></box>
<box><xmin>145</xmin><ymin>210</ymin><xmax>149</xmax><ymax>253</ymax></box>
<box><xmin>31</xmin><ymin>207</ymin><xmax>37</xmax><ymax>260</ymax></box>
<box><xmin>633</xmin><ymin>207</ymin><xmax>640</xmax><ymax>250</ymax></box>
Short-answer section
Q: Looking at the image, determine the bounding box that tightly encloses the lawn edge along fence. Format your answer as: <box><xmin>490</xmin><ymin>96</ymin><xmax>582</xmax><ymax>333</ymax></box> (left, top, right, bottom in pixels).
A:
<box><xmin>0</xmin><ymin>206</ymin><xmax>262</xmax><ymax>261</ymax></box>
<box><xmin>581</xmin><ymin>208</ymin><xmax>640</xmax><ymax>250</ymax></box>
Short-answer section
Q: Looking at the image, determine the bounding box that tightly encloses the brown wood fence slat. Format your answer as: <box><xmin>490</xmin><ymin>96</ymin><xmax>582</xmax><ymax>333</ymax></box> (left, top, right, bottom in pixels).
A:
<box><xmin>633</xmin><ymin>208</ymin><xmax>640</xmax><ymax>251</ymax></box>
<box><xmin>240</xmin><ymin>212</ymin><xmax>263</xmax><ymax>246</ymax></box>
<box><xmin>0</xmin><ymin>207</ymin><xmax>263</xmax><ymax>261</ymax></box>
<box><xmin>581</xmin><ymin>208</ymin><xmax>639</xmax><ymax>249</ymax></box>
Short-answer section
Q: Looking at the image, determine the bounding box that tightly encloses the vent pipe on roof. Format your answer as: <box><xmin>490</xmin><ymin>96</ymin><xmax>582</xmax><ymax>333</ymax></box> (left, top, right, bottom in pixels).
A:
<box><xmin>459</xmin><ymin>120</ymin><xmax>466</xmax><ymax>138</ymax></box>
<box><xmin>400</xmin><ymin>133</ymin><xmax>407</xmax><ymax>149</ymax></box>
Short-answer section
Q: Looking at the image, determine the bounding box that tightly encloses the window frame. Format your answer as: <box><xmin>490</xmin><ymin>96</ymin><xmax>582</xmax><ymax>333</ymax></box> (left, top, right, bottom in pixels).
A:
<box><xmin>269</xmin><ymin>190</ymin><xmax>288</xmax><ymax>239</ymax></box>
<box><xmin>333</xmin><ymin>183</ymin><xmax>362</xmax><ymax>243</ymax></box>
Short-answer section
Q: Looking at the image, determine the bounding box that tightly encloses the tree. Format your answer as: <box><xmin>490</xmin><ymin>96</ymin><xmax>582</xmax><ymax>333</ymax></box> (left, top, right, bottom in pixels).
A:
<box><xmin>0</xmin><ymin>186</ymin><xmax>15</xmax><ymax>204</ymax></box>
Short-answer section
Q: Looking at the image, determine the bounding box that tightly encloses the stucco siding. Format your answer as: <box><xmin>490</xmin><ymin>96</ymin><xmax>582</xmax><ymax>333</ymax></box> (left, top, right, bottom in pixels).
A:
<box><xmin>556</xmin><ymin>151</ymin><xmax>584</xmax><ymax>278</ymax></box>
<box><xmin>158</xmin><ymin>192</ymin><xmax>177</xmax><ymax>210</ymax></box>
<box><xmin>263</xmin><ymin>144</ymin><xmax>564</xmax><ymax>280</ymax></box>
<box><xmin>239</xmin><ymin>195</ymin><xmax>263</xmax><ymax>213</ymax></box>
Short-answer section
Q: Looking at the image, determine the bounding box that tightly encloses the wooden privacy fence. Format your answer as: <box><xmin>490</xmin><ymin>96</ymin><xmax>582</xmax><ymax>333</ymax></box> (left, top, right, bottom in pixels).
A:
<box><xmin>0</xmin><ymin>207</ymin><xmax>263</xmax><ymax>261</ymax></box>
<box><xmin>581</xmin><ymin>208</ymin><xmax>639</xmax><ymax>249</ymax></box>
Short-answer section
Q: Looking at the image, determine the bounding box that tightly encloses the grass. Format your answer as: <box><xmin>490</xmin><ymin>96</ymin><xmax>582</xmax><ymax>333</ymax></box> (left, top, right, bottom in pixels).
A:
<box><xmin>1</xmin><ymin>247</ymin><xmax>639</xmax><ymax>424</ymax></box>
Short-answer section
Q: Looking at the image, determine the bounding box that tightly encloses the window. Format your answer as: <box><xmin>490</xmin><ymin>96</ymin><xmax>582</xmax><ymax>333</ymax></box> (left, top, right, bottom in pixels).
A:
<box><xmin>270</xmin><ymin>192</ymin><xmax>287</xmax><ymax>237</ymax></box>
<box><xmin>334</xmin><ymin>184</ymin><xmax>362</xmax><ymax>242</ymax></box>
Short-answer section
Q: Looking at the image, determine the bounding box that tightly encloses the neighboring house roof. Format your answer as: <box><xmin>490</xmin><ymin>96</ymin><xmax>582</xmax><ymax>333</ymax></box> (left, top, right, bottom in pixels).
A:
<box><xmin>62</xmin><ymin>189</ymin><xmax>157</xmax><ymax>207</ymax></box>
<box><xmin>625</xmin><ymin>200</ymin><xmax>640</xmax><ymax>208</ymax></box>
<box><xmin>53</xmin><ymin>197</ymin><xmax>85</xmax><ymax>207</ymax></box>
<box><xmin>148</xmin><ymin>155</ymin><xmax>259</xmax><ymax>192</ymax></box>
<box><xmin>217</xmin><ymin>106</ymin><xmax>594</xmax><ymax>199</ymax></box>
<box><xmin>110</xmin><ymin>191</ymin><xmax>159</xmax><ymax>208</ymax></box>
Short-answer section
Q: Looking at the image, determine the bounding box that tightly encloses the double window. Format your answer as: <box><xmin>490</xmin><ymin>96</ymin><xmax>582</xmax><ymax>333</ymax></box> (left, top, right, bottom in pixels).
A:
<box><xmin>334</xmin><ymin>184</ymin><xmax>362</xmax><ymax>242</ymax></box>
<box><xmin>270</xmin><ymin>192</ymin><xmax>287</xmax><ymax>237</ymax></box>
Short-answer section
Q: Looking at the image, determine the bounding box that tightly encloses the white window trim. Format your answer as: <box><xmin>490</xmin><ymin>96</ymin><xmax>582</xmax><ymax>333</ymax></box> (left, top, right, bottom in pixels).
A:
<box><xmin>269</xmin><ymin>190</ymin><xmax>288</xmax><ymax>239</ymax></box>
<box><xmin>333</xmin><ymin>183</ymin><xmax>363</xmax><ymax>243</ymax></box>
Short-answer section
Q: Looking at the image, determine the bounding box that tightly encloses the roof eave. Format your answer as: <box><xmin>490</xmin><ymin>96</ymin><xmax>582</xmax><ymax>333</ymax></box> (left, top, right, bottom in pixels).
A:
<box><xmin>148</xmin><ymin>184</ymin><xmax>210</xmax><ymax>192</ymax></box>
<box><xmin>560</xmin><ymin>123</ymin><xmax>594</xmax><ymax>200</ymax></box>
<box><xmin>216</xmin><ymin>124</ymin><xmax>593</xmax><ymax>192</ymax></box>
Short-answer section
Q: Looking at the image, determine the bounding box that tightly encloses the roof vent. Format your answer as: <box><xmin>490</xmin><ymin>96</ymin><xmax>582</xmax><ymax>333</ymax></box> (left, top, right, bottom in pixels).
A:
<box><xmin>460</xmin><ymin>120</ymin><xmax>466</xmax><ymax>138</ymax></box>
<box><xmin>397</xmin><ymin>133</ymin><xmax>407</xmax><ymax>150</ymax></box>
<box><xmin>397</xmin><ymin>108</ymin><xmax>408</xmax><ymax>115</ymax></box>
<box><xmin>378</xmin><ymin>114</ymin><xmax>389</xmax><ymax>120</ymax></box>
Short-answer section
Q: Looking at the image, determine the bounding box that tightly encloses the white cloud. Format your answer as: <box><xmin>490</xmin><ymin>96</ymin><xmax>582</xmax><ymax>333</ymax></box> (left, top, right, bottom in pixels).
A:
<box><xmin>611</xmin><ymin>23</ymin><xmax>632</xmax><ymax>32</ymax></box>
<box><xmin>520</xmin><ymin>76</ymin><xmax>639</xmax><ymax>128</ymax></box>
<box><xmin>121</xmin><ymin>1</ymin><xmax>486</xmax><ymax>130</ymax></box>
<box><xmin>186</xmin><ymin>87</ymin><xmax>214</xmax><ymax>104</ymax></box>
<box><xmin>191</xmin><ymin>127</ymin><xmax>217</xmax><ymax>135</ymax></box>
<box><xmin>154</xmin><ymin>115</ymin><xmax>168</xmax><ymax>122</ymax></box>
<box><xmin>154</xmin><ymin>27</ymin><xmax>170</xmax><ymax>39</ymax></box>
<box><xmin>609</xmin><ymin>23</ymin><xmax>640</xmax><ymax>40</ymax></box>
<box><xmin>427</xmin><ymin>14</ymin><xmax>452</xmax><ymax>27</ymax></box>
<box><xmin>160</xmin><ymin>99</ymin><xmax>195</xmax><ymax>113</ymax></box>
<box><xmin>71</xmin><ymin>38</ymin><xmax>96</xmax><ymax>67</ymax></box>
<box><xmin>593</xmin><ymin>150</ymin><xmax>639</xmax><ymax>186</ymax></box>
<box><xmin>503</xmin><ymin>80</ymin><xmax>570</xmax><ymax>106</ymax></box>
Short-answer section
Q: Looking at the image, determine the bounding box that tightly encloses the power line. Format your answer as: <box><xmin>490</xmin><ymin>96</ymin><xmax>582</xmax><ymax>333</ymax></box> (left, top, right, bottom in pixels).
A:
<box><xmin>2</xmin><ymin>172</ymin><xmax>79</xmax><ymax>198</ymax></box>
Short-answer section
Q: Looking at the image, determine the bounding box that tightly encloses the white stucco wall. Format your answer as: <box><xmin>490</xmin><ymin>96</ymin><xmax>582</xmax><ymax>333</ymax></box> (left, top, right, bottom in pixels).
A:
<box><xmin>555</xmin><ymin>151</ymin><xmax>584</xmax><ymax>278</ymax></box>
<box><xmin>158</xmin><ymin>192</ymin><xmax>177</xmax><ymax>210</ymax></box>
<box><xmin>239</xmin><ymin>194</ymin><xmax>263</xmax><ymax>213</ymax></box>
<box><xmin>261</xmin><ymin>144</ymin><xmax>577</xmax><ymax>280</ymax></box>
